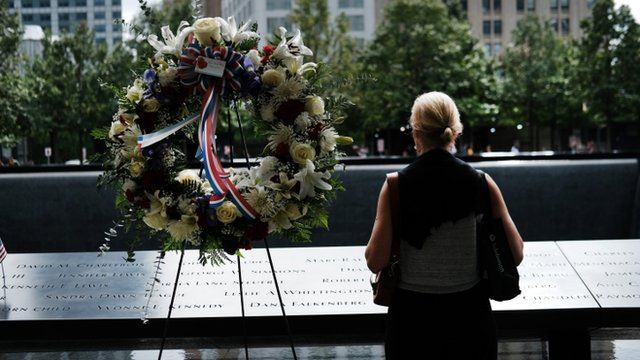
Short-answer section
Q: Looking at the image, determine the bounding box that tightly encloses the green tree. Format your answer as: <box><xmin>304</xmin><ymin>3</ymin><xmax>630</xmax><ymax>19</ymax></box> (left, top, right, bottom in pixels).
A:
<box><xmin>578</xmin><ymin>0</ymin><xmax>640</xmax><ymax>151</ymax></box>
<box><xmin>501</xmin><ymin>15</ymin><xmax>580</xmax><ymax>150</ymax></box>
<box><xmin>25</xmin><ymin>25</ymin><xmax>134</xmax><ymax>163</ymax></box>
<box><xmin>358</xmin><ymin>0</ymin><xmax>497</xmax><ymax>138</ymax></box>
<box><xmin>0</xmin><ymin>0</ymin><xmax>29</xmax><ymax>142</ymax></box>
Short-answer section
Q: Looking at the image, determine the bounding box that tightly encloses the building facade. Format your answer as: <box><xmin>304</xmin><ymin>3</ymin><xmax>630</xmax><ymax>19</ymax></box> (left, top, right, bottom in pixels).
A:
<box><xmin>219</xmin><ymin>0</ymin><xmax>377</xmax><ymax>45</ymax></box>
<box><xmin>8</xmin><ymin>0</ymin><xmax>123</xmax><ymax>50</ymax></box>
<box><xmin>464</xmin><ymin>0</ymin><xmax>593</xmax><ymax>57</ymax></box>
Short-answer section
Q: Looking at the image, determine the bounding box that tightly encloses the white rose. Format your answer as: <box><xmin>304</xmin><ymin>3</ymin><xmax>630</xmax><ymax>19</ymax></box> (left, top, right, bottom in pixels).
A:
<box><xmin>305</xmin><ymin>95</ymin><xmax>325</xmax><ymax>116</ymax></box>
<box><xmin>108</xmin><ymin>121</ymin><xmax>127</xmax><ymax>139</ymax></box>
<box><xmin>125</xmin><ymin>80</ymin><xmax>144</xmax><ymax>104</ymax></box>
<box><xmin>216</xmin><ymin>201</ymin><xmax>239</xmax><ymax>224</ymax></box>
<box><xmin>158</xmin><ymin>67</ymin><xmax>177</xmax><ymax>86</ymax></box>
<box><xmin>261</xmin><ymin>69</ymin><xmax>285</xmax><ymax>87</ymax></box>
<box><xmin>294</xmin><ymin>112</ymin><xmax>311</xmax><ymax>132</ymax></box>
<box><xmin>193</xmin><ymin>17</ymin><xmax>221</xmax><ymax>47</ymax></box>
<box><xmin>320</xmin><ymin>127</ymin><xmax>338</xmax><ymax>153</ymax></box>
<box><xmin>175</xmin><ymin>169</ymin><xmax>201</xmax><ymax>184</ymax></box>
<box><xmin>290</xmin><ymin>142</ymin><xmax>316</xmax><ymax>165</ymax></box>
<box><xmin>129</xmin><ymin>158</ymin><xmax>145</xmax><ymax>177</ymax></box>
<box><xmin>143</xmin><ymin>98</ymin><xmax>161</xmax><ymax>112</ymax></box>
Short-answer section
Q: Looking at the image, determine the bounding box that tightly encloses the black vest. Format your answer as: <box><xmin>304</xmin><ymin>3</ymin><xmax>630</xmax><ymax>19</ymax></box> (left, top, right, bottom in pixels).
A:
<box><xmin>398</xmin><ymin>148</ymin><xmax>484</xmax><ymax>249</ymax></box>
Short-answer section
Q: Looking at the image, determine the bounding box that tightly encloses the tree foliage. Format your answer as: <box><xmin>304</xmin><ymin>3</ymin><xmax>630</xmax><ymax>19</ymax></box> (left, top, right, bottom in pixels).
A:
<box><xmin>577</xmin><ymin>0</ymin><xmax>640</xmax><ymax>150</ymax></box>
<box><xmin>357</xmin><ymin>0</ymin><xmax>497</xmax><ymax>133</ymax></box>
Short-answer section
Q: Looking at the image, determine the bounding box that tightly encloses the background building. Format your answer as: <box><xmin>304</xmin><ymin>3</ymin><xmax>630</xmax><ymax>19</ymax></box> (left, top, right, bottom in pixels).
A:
<box><xmin>8</xmin><ymin>0</ymin><xmax>123</xmax><ymax>50</ymax></box>
<box><xmin>464</xmin><ymin>0</ymin><xmax>593</xmax><ymax>56</ymax></box>
<box><xmin>219</xmin><ymin>0</ymin><xmax>378</xmax><ymax>45</ymax></box>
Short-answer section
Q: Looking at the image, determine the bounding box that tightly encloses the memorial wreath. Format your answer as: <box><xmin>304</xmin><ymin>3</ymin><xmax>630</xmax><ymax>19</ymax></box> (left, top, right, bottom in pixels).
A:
<box><xmin>95</xmin><ymin>17</ymin><xmax>353</xmax><ymax>265</ymax></box>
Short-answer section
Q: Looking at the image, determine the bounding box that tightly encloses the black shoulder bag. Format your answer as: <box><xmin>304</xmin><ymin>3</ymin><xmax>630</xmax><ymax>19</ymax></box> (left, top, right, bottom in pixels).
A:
<box><xmin>371</xmin><ymin>172</ymin><xmax>401</xmax><ymax>307</ymax></box>
<box><xmin>478</xmin><ymin>172</ymin><xmax>521</xmax><ymax>301</ymax></box>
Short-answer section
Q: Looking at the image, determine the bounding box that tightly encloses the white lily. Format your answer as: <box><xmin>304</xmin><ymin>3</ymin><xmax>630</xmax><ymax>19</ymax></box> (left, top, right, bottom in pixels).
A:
<box><xmin>272</xmin><ymin>27</ymin><xmax>314</xmax><ymax>60</ymax></box>
<box><xmin>215</xmin><ymin>16</ymin><xmax>260</xmax><ymax>45</ymax></box>
<box><xmin>147</xmin><ymin>21</ymin><xmax>194</xmax><ymax>59</ymax></box>
<box><xmin>293</xmin><ymin>160</ymin><xmax>332</xmax><ymax>200</ymax></box>
<box><xmin>283</xmin><ymin>55</ymin><xmax>317</xmax><ymax>76</ymax></box>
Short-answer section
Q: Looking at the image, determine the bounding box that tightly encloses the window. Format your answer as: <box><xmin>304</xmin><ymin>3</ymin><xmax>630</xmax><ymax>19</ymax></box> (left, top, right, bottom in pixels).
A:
<box><xmin>59</xmin><ymin>24</ymin><xmax>70</xmax><ymax>32</ymax></box>
<box><xmin>484</xmin><ymin>43</ymin><xmax>492</xmax><ymax>57</ymax></box>
<box><xmin>113</xmin><ymin>23</ymin><xmax>122</xmax><ymax>32</ymax></box>
<box><xmin>494</xmin><ymin>20</ymin><xmax>502</xmax><ymax>34</ymax></box>
<box><xmin>38</xmin><ymin>0</ymin><xmax>50</xmax><ymax>7</ymax></box>
<box><xmin>95</xmin><ymin>23</ymin><xmax>106</xmax><ymax>32</ymax></box>
<box><xmin>112</xmin><ymin>0</ymin><xmax>120</xmax><ymax>5</ymax></box>
<box><xmin>482</xmin><ymin>0</ymin><xmax>489</xmax><ymax>13</ymax></box>
<box><xmin>551</xmin><ymin>18</ymin><xmax>558</xmax><ymax>32</ymax></box>
<box><xmin>22</xmin><ymin>14</ymin><xmax>34</xmax><ymax>22</ymax></box>
<box><xmin>75</xmin><ymin>0</ymin><xmax>86</xmax><ymax>6</ymax></box>
<box><xmin>550</xmin><ymin>0</ymin><xmax>558</xmax><ymax>10</ymax></box>
<box><xmin>96</xmin><ymin>38</ymin><xmax>106</xmax><ymax>44</ymax></box>
<box><xmin>95</xmin><ymin>11</ymin><xmax>105</xmax><ymax>19</ymax></box>
<box><xmin>75</xmin><ymin>12</ymin><xmax>86</xmax><ymax>20</ymax></box>
<box><xmin>527</xmin><ymin>0</ymin><xmax>535</xmax><ymax>11</ymax></box>
<box><xmin>561</xmin><ymin>0</ymin><xmax>569</xmax><ymax>10</ymax></box>
<box><xmin>22</xmin><ymin>0</ymin><xmax>32</xmax><ymax>7</ymax></box>
<box><xmin>338</xmin><ymin>0</ymin><xmax>363</xmax><ymax>8</ymax></box>
<box><xmin>266</xmin><ymin>17</ymin><xmax>290</xmax><ymax>32</ymax></box>
<box><xmin>493</xmin><ymin>42</ymin><xmax>502</xmax><ymax>55</ymax></box>
<box><xmin>59</xmin><ymin>0</ymin><xmax>68</xmax><ymax>6</ymax></box>
<box><xmin>40</xmin><ymin>13</ymin><xmax>50</xmax><ymax>21</ymax></box>
<box><xmin>347</xmin><ymin>15</ymin><xmax>364</xmax><ymax>31</ymax></box>
<box><xmin>112</xmin><ymin>10</ymin><xmax>120</xmax><ymax>18</ymax></box>
<box><xmin>460</xmin><ymin>0</ymin><xmax>467</xmax><ymax>11</ymax></box>
<box><xmin>8</xmin><ymin>0</ymin><xmax>13</xmax><ymax>7</ymax></box>
<box><xmin>113</xmin><ymin>36</ymin><xmax>122</xmax><ymax>43</ymax></box>
<box><xmin>561</xmin><ymin>18</ymin><xmax>569</xmax><ymax>34</ymax></box>
<box><xmin>483</xmin><ymin>20</ymin><xmax>491</xmax><ymax>35</ymax></box>
<box><xmin>266</xmin><ymin>0</ymin><xmax>290</xmax><ymax>10</ymax></box>
<box><xmin>94</xmin><ymin>0</ymin><xmax>104</xmax><ymax>5</ymax></box>
<box><xmin>517</xmin><ymin>0</ymin><xmax>524</xmax><ymax>11</ymax></box>
<box><xmin>493</xmin><ymin>0</ymin><xmax>501</xmax><ymax>11</ymax></box>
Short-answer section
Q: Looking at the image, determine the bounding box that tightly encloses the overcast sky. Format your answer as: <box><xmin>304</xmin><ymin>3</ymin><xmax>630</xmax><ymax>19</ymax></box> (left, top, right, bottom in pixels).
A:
<box><xmin>121</xmin><ymin>0</ymin><xmax>640</xmax><ymax>34</ymax></box>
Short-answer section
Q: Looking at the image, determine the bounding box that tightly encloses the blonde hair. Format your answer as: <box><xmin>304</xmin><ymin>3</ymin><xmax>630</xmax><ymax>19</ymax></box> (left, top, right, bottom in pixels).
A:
<box><xmin>410</xmin><ymin>91</ymin><xmax>463</xmax><ymax>147</ymax></box>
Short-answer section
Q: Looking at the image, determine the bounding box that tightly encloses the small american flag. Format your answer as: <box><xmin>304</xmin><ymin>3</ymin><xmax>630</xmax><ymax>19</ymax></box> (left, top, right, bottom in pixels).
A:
<box><xmin>0</xmin><ymin>238</ymin><xmax>6</xmax><ymax>263</ymax></box>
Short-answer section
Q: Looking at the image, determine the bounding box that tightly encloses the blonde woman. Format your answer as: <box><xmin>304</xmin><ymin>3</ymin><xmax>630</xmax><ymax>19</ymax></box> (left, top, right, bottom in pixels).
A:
<box><xmin>365</xmin><ymin>92</ymin><xmax>524</xmax><ymax>359</ymax></box>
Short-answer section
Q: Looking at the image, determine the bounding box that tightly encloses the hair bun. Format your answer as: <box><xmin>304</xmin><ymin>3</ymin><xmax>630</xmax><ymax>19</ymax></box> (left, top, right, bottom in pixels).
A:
<box><xmin>441</xmin><ymin>126</ymin><xmax>454</xmax><ymax>142</ymax></box>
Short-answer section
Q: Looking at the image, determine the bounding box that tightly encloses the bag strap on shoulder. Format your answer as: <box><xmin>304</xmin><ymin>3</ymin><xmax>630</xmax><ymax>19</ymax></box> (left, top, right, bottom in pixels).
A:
<box><xmin>386</xmin><ymin>172</ymin><xmax>401</xmax><ymax>259</ymax></box>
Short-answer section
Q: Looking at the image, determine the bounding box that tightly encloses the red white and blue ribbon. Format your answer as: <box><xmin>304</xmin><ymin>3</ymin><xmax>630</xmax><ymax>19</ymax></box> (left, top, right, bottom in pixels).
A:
<box><xmin>139</xmin><ymin>43</ymin><xmax>259</xmax><ymax>220</ymax></box>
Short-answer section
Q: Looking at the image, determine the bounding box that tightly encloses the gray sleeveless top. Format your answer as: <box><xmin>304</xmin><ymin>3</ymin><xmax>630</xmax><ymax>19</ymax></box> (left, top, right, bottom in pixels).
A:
<box><xmin>398</xmin><ymin>214</ymin><xmax>481</xmax><ymax>294</ymax></box>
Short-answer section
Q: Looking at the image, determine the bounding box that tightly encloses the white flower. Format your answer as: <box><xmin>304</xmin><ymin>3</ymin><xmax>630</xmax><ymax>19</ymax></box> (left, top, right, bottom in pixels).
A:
<box><xmin>108</xmin><ymin>121</ymin><xmax>127</xmax><ymax>140</ymax></box>
<box><xmin>125</xmin><ymin>79</ymin><xmax>145</xmax><ymax>104</ymax></box>
<box><xmin>272</xmin><ymin>27</ymin><xmax>313</xmax><ymax>60</ymax></box>
<box><xmin>216</xmin><ymin>201</ymin><xmax>240</xmax><ymax>224</ymax></box>
<box><xmin>247</xmin><ymin>49</ymin><xmax>261</xmax><ymax>69</ymax></box>
<box><xmin>128</xmin><ymin>157</ymin><xmax>145</xmax><ymax>178</ymax></box>
<box><xmin>143</xmin><ymin>191</ymin><xmax>170</xmax><ymax>230</ymax></box>
<box><xmin>167</xmin><ymin>215</ymin><xmax>199</xmax><ymax>242</ymax></box>
<box><xmin>268</xmin><ymin>211</ymin><xmax>293</xmax><ymax>233</ymax></box>
<box><xmin>261</xmin><ymin>69</ymin><xmax>285</xmax><ymax>87</ymax></box>
<box><xmin>260</xmin><ymin>102</ymin><xmax>276</xmax><ymax>122</ymax></box>
<box><xmin>267</xmin><ymin>172</ymin><xmax>299</xmax><ymax>200</ymax></box>
<box><xmin>294</xmin><ymin>112</ymin><xmax>311</xmax><ymax>132</ymax></box>
<box><xmin>147</xmin><ymin>21</ymin><xmax>194</xmax><ymax>59</ymax></box>
<box><xmin>175</xmin><ymin>169</ymin><xmax>201</xmax><ymax>184</ymax></box>
<box><xmin>293</xmin><ymin>159</ymin><xmax>332</xmax><ymax>199</ymax></box>
<box><xmin>122</xmin><ymin>124</ymin><xmax>141</xmax><ymax>149</ymax></box>
<box><xmin>267</xmin><ymin>123</ymin><xmax>295</xmax><ymax>151</ymax></box>
<box><xmin>290</xmin><ymin>142</ymin><xmax>316</xmax><ymax>165</ymax></box>
<box><xmin>245</xmin><ymin>186</ymin><xmax>278</xmax><ymax>218</ymax></box>
<box><xmin>305</xmin><ymin>95</ymin><xmax>325</xmax><ymax>116</ymax></box>
<box><xmin>158</xmin><ymin>66</ymin><xmax>178</xmax><ymax>86</ymax></box>
<box><xmin>215</xmin><ymin>16</ymin><xmax>260</xmax><ymax>45</ymax></box>
<box><xmin>257</xmin><ymin>156</ymin><xmax>279</xmax><ymax>180</ymax></box>
<box><xmin>116</xmin><ymin>109</ymin><xmax>137</xmax><ymax>125</ymax></box>
<box><xmin>320</xmin><ymin>127</ymin><xmax>338</xmax><ymax>153</ymax></box>
<box><xmin>142</xmin><ymin>98</ymin><xmax>161</xmax><ymax>112</ymax></box>
<box><xmin>283</xmin><ymin>56</ymin><xmax>317</xmax><ymax>77</ymax></box>
<box><xmin>193</xmin><ymin>17</ymin><xmax>222</xmax><ymax>46</ymax></box>
<box><xmin>285</xmin><ymin>203</ymin><xmax>307</xmax><ymax>221</ymax></box>
<box><xmin>273</xmin><ymin>77</ymin><xmax>305</xmax><ymax>102</ymax></box>
<box><xmin>178</xmin><ymin>197</ymin><xmax>197</xmax><ymax>215</ymax></box>
<box><xmin>122</xmin><ymin>179</ymin><xmax>137</xmax><ymax>194</ymax></box>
